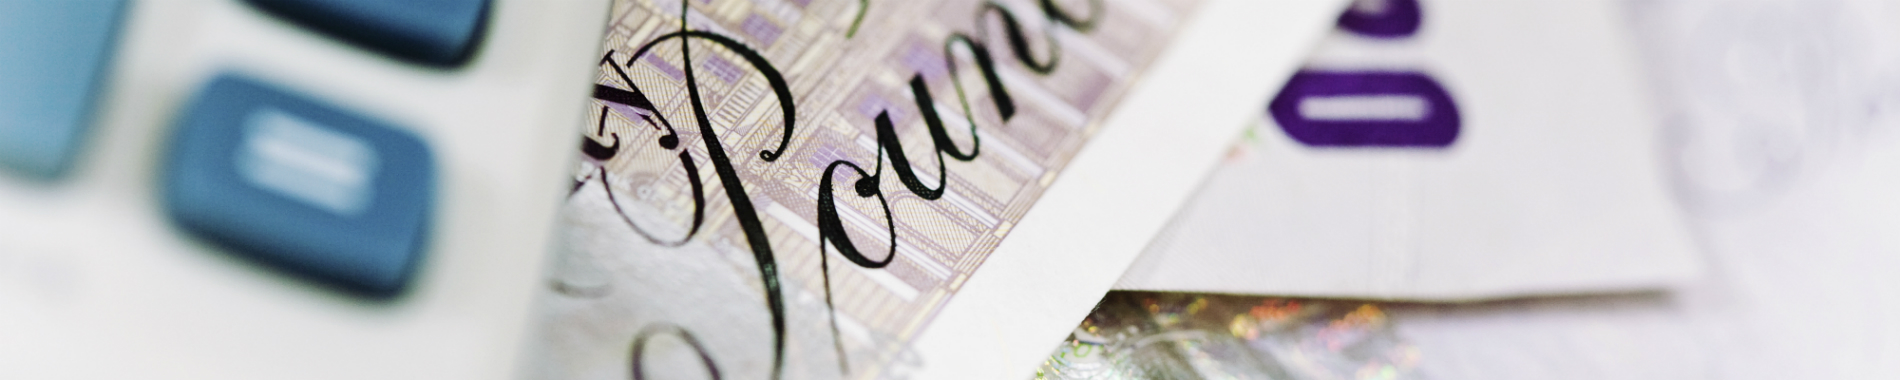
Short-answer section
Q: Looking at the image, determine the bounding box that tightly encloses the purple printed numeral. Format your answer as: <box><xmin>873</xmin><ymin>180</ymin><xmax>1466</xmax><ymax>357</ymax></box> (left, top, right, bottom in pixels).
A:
<box><xmin>1269</xmin><ymin>71</ymin><xmax>1459</xmax><ymax>148</ymax></box>
<box><xmin>1337</xmin><ymin>0</ymin><xmax>1421</xmax><ymax>38</ymax></box>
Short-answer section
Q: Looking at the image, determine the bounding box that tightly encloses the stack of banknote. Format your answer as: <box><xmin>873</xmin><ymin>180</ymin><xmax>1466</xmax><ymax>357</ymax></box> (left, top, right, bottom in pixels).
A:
<box><xmin>1043</xmin><ymin>0</ymin><xmax>1900</xmax><ymax>379</ymax></box>
<box><xmin>523</xmin><ymin>0</ymin><xmax>1900</xmax><ymax>378</ymax></box>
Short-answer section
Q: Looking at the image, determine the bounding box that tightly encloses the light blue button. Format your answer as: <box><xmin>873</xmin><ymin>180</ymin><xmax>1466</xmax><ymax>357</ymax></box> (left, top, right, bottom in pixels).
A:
<box><xmin>0</xmin><ymin>0</ymin><xmax>127</xmax><ymax>179</ymax></box>
<box><xmin>164</xmin><ymin>75</ymin><xmax>436</xmax><ymax>297</ymax></box>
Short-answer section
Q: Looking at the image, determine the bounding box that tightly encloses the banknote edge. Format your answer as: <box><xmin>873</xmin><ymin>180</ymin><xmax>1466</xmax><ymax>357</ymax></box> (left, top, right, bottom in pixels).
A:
<box><xmin>907</xmin><ymin>1</ymin><xmax>1351</xmax><ymax>379</ymax></box>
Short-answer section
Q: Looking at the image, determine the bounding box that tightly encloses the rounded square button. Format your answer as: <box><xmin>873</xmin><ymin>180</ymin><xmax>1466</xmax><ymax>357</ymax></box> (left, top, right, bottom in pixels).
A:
<box><xmin>163</xmin><ymin>75</ymin><xmax>436</xmax><ymax>297</ymax></box>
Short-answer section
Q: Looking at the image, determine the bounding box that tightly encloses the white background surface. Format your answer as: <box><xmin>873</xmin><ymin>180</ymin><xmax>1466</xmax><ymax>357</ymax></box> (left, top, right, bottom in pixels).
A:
<box><xmin>1376</xmin><ymin>0</ymin><xmax>1900</xmax><ymax>377</ymax></box>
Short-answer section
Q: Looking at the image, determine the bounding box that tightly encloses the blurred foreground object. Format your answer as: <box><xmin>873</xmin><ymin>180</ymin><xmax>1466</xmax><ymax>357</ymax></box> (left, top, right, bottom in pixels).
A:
<box><xmin>0</xmin><ymin>0</ymin><xmax>125</xmax><ymax>178</ymax></box>
<box><xmin>0</xmin><ymin>0</ymin><xmax>607</xmax><ymax>378</ymax></box>
<box><xmin>1115</xmin><ymin>0</ymin><xmax>1699</xmax><ymax>300</ymax></box>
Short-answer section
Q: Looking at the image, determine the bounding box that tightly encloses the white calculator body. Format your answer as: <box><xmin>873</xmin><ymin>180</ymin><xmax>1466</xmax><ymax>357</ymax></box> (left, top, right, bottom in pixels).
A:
<box><xmin>0</xmin><ymin>0</ymin><xmax>608</xmax><ymax>378</ymax></box>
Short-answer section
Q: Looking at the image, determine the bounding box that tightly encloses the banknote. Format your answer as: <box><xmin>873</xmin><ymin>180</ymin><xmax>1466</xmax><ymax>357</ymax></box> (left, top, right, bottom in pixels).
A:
<box><xmin>1072</xmin><ymin>1</ymin><xmax>1900</xmax><ymax>379</ymax></box>
<box><xmin>1035</xmin><ymin>291</ymin><xmax>1421</xmax><ymax>380</ymax></box>
<box><xmin>1112</xmin><ymin>0</ymin><xmax>1700</xmax><ymax>300</ymax></box>
<box><xmin>523</xmin><ymin>0</ymin><xmax>1342</xmax><ymax>379</ymax></box>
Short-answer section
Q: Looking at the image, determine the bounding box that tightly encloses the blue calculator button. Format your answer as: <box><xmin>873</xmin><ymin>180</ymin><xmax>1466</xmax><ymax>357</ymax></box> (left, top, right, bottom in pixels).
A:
<box><xmin>0</xmin><ymin>0</ymin><xmax>126</xmax><ymax>179</ymax></box>
<box><xmin>164</xmin><ymin>75</ymin><xmax>436</xmax><ymax>297</ymax></box>
<box><xmin>245</xmin><ymin>0</ymin><xmax>490</xmax><ymax>67</ymax></box>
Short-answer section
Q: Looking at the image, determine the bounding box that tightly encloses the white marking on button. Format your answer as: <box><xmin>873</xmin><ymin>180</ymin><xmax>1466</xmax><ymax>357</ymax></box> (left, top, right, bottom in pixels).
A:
<box><xmin>1298</xmin><ymin>95</ymin><xmax>1430</xmax><ymax>121</ymax></box>
<box><xmin>236</xmin><ymin>108</ymin><xmax>380</xmax><ymax>216</ymax></box>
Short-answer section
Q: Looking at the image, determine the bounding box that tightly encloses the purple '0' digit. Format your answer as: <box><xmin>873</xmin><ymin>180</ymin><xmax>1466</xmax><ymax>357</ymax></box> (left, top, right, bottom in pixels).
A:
<box><xmin>1336</xmin><ymin>0</ymin><xmax>1421</xmax><ymax>38</ymax></box>
<box><xmin>1269</xmin><ymin>71</ymin><xmax>1460</xmax><ymax>148</ymax></box>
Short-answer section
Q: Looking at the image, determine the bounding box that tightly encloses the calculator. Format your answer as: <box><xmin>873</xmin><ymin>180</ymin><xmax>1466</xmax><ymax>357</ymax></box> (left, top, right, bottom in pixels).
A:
<box><xmin>0</xmin><ymin>0</ymin><xmax>608</xmax><ymax>378</ymax></box>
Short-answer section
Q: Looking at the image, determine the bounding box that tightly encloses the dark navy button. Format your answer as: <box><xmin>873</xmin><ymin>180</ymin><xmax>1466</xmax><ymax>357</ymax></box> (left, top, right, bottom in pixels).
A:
<box><xmin>0</xmin><ymin>0</ymin><xmax>126</xmax><ymax>179</ymax></box>
<box><xmin>244</xmin><ymin>0</ymin><xmax>490</xmax><ymax>67</ymax></box>
<box><xmin>164</xmin><ymin>75</ymin><xmax>436</xmax><ymax>297</ymax></box>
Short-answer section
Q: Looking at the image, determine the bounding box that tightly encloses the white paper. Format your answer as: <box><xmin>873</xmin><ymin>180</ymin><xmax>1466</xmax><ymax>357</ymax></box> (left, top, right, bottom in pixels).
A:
<box><xmin>1114</xmin><ymin>0</ymin><xmax>1701</xmax><ymax>300</ymax></box>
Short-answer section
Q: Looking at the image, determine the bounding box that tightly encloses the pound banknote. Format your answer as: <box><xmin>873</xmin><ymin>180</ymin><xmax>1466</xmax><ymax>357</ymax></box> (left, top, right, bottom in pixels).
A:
<box><xmin>522</xmin><ymin>0</ymin><xmax>1343</xmax><ymax>379</ymax></box>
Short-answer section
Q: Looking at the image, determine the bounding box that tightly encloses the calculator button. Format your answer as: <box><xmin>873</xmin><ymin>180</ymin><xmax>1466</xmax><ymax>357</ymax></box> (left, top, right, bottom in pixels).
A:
<box><xmin>244</xmin><ymin>0</ymin><xmax>490</xmax><ymax>67</ymax></box>
<box><xmin>163</xmin><ymin>75</ymin><xmax>436</xmax><ymax>296</ymax></box>
<box><xmin>0</xmin><ymin>0</ymin><xmax>126</xmax><ymax>179</ymax></box>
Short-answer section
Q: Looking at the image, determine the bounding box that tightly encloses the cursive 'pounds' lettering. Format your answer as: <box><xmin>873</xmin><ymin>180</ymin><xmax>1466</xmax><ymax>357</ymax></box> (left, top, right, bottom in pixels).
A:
<box><xmin>583</xmin><ymin>1</ymin><xmax>1110</xmax><ymax>378</ymax></box>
